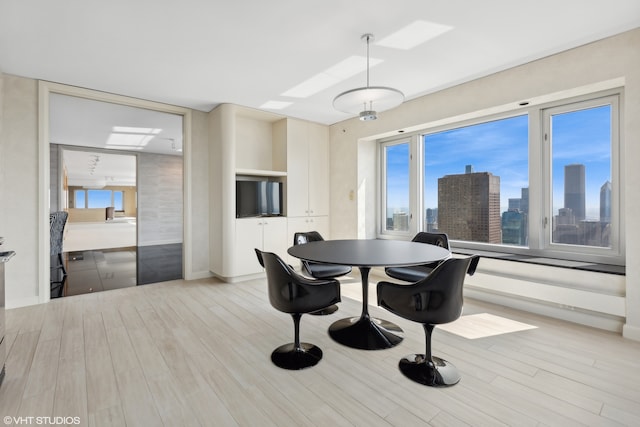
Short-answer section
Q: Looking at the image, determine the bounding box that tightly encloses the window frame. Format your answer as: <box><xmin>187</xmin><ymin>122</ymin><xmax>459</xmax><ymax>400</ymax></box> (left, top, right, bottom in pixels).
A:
<box><xmin>379</xmin><ymin>136</ymin><xmax>419</xmax><ymax>238</ymax></box>
<box><xmin>541</xmin><ymin>93</ymin><xmax>621</xmax><ymax>260</ymax></box>
<box><xmin>377</xmin><ymin>89</ymin><xmax>623</xmax><ymax>265</ymax></box>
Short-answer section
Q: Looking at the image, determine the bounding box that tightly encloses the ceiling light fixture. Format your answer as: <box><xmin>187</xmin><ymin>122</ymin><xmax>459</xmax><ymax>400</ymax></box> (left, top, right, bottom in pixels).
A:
<box><xmin>333</xmin><ymin>33</ymin><xmax>404</xmax><ymax>121</ymax></box>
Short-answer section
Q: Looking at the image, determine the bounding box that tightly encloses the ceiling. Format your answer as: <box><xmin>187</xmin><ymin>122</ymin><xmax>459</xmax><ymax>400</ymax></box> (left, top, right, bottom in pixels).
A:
<box><xmin>63</xmin><ymin>149</ymin><xmax>137</xmax><ymax>188</ymax></box>
<box><xmin>50</xmin><ymin>94</ymin><xmax>183</xmax><ymax>185</ymax></box>
<box><xmin>1</xmin><ymin>1</ymin><xmax>639</xmax><ymax>126</ymax></box>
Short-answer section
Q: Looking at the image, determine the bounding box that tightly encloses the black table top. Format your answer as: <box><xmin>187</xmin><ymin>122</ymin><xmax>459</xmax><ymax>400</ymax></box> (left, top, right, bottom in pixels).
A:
<box><xmin>287</xmin><ymin>239</ymin><xmax>450</xmax><ymax>268</ymax></box>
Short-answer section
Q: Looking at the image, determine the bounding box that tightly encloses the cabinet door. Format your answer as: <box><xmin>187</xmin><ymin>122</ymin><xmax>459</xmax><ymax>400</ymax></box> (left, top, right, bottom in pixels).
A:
<box><xmin>306</xmin><ymin>215</ymin><xmax>330</xmax><ymax>238</ymax></box>
<box><xmin>262</xmin><ymin>217</ymin><xmax>289</xmax><ymax>260</ymax></box>
<box><xmin>286</xmin><ymin>119</ymin><xmax>310</xmax><ymax>217</ymax></box>
<box><xmin>234</xmin><ymin>218</ymin><xmax>264</xmax><ymax>276</ymax></box>
<box><xmin>307</xmin><ymin>122</ymin><xmax>330</xmax><ymax>216</ymax></box>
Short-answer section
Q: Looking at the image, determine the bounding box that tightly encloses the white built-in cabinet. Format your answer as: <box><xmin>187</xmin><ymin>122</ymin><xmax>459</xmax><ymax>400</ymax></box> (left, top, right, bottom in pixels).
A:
<box><xmin>282</xmin><ymin>119</ymin><xmax>331</xmax><ymax>265</ymax></box>
<box><xmin>234</xmin><ymin>217</ymin><xmax>288</xmax><ymax>276</ymax></box>
<box><xmin>285</xmin><ymin>119</ymin><xmax>330</xmax><ymax>217</ymax></box>
<box><xmin>209</xmin><ymin>104</ymin><xmax>330</xmax><ymax>281</ymax></box>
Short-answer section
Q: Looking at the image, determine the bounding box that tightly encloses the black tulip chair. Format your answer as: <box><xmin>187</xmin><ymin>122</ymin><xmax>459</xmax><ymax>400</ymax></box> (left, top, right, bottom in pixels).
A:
<box><xmin>293</xmin><ymin>231</ymin><xmax>351</xmax><ymax>315</ymax></box>
<box><xmin>256</xmin><ymin>249</ymin><xmax>341</xmax><ymax>370</ymax></box>
<box><xmin>385</xmin><ymin>232</ymin><xmax>451</xmax><ymax>283</ymax></box>
<box><xmin>377</xmin><ymin>255</ymin><xmax>480</xmax><ymax>387</ymax></box>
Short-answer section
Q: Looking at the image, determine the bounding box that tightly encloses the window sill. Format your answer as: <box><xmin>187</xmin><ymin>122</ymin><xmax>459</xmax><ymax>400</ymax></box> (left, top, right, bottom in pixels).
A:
<box><xmin>453</xmin><ymin>248</ymin><xmax>625</xmax><ymax>276</ymax></box>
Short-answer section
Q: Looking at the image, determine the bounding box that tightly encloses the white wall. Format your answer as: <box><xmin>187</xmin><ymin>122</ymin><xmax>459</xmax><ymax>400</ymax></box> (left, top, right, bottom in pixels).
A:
<box><xmin>329</xmin><ymin>29</ymin><xmax>640</xmax><ymax>339</ymax></box>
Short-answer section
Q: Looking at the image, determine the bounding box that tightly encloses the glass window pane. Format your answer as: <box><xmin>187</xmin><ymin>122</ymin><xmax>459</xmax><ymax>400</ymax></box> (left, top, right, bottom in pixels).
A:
<box><xmin>551</xmin><ymin>105</ymin><xmax>611</xmax><ymax>248</ymax></box>
<box><xmin>384</xmin><ymin>143</ymin><xmax>410</xmax><ymax>232</ymax></box>
<box><xmin>87</xmin><ymin>189</ymin><xmax>113</xmax><ymax>208</ymax></box>
<box><xmin>74</xmin><ymin>190</ymin><xmax>85</xmax><ymax>208</ymax></box>
<box><xmin>423</xmin><ymin>115</ymin><xmax>529</xmax><ymax>245</ymax></box>
<box><xmin>114</xmin><ymin>191</ymin><xmax>124</xmax><ymax>211</ymax></box>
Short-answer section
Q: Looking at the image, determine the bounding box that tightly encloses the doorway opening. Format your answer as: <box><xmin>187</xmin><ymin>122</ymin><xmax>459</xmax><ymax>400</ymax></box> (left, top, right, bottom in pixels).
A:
<box><xmin>48</xmin><ymin>92</ymin><xmax>185</xmax><ymax>297</ymax></box>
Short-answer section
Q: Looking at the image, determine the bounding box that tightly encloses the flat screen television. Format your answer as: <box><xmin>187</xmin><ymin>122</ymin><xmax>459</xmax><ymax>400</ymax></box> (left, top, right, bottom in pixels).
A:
<box><xmin>236</xmin><ymin>180</ymin><xmax>283</xmax><ymax>218</ymax></box>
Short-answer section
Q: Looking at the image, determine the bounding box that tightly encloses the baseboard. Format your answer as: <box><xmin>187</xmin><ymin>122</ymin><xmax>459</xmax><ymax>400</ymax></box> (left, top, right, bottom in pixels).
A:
<box><xmin>465</xmin><ymin>287</ymin><xmax>624</xmax><ymax>333</ymax></box>
<box><xmin>185</xmin><ymin>270</ymin><xmax>213</xmax><ymax>280</ymax></box>
<box><xmin>622</xmin><ymin>323</ymin><xmax>640</xmax><ymax>342</ymax></box>
<box><xmin>6</xmin><ymin>295</ymin><xmax>41</xmax><ymax>309</ymax></box>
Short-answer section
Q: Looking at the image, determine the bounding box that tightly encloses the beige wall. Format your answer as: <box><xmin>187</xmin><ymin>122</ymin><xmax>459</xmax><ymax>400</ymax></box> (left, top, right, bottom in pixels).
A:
<box><xmin>188</xmin><ymin>109</ymin><xmax>210</xmax><ymax>277</ymax></box>
<box><xmin>0</xmin><ymin>75</ymin><xmax>40</xmax><ymax>306</ymax></box>
<box><xmin>329</xmin><ymin>29</ymin><xmax>640</xmax><ymax>339</ymax></box>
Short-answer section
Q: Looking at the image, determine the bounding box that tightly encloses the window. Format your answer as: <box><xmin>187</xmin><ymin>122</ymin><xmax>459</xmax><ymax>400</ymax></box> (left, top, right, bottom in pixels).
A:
<box><xmin>73</xmin><ymin>189</ymin><xmax>125</xmax><ymax>211</ymax></box>
<box><xmin>544</xmin><ymin>96</ymin><xmax>618</xmax><ymax>253</ymax></box>
<box><xmin>379</xmin><ymin>91</ymin><xmax>622</xmax><ymax>264</ymax></box>
<box><xmin>423</xmin><ymin>115</ymin><xmax>529</xmax><ymax>245</ymax></box>
<box><xmin>74</xmin><ymin>190</ymin><xmax>85</xmax><ymax>209</ymax></box>
<box><xmin>381</xmin><ymin>140</ymin><xmax>412</xmax><ymax>233</ymax></box>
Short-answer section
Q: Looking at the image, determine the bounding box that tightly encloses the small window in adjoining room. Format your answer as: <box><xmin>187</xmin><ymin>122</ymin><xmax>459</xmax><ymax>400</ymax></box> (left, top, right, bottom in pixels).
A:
<box><xmin>74</xmin><ymin>189</ymin><xmax>86</xmax><ymax>209</ymax></box>
<box><xmin>73</xmin><ymin>189</ymin><xmax>125</xmax><ymax>211</ymax></box>
<box><xmin>113</xmin><ymin>191</ymin><xmax>124</xmax><ymax>212</ymax></box>
<box><xmin>423</xmin><ymin>115</ymin><xmax>529</xmax><ymax>246</ymax></box>
<box><xmin>87</xmin><ymin>189</ymin><xmax>113</xmax><ymax>208</ymax></box>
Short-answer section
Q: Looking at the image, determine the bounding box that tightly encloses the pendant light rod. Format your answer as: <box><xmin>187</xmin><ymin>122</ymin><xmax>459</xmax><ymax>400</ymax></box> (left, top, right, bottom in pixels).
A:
<box><xmin>363</xmin><ymin>33</ymin><xmax>373</xmax><ymax>88</ymax></box>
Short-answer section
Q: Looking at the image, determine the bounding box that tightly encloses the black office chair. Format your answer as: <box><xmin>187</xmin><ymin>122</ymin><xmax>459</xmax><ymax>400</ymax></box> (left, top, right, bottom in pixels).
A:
<box><xmin>293</xmin><ymin>231</ymin><xmax>351</xmax><ymax>315</ymax></box>
<box><xmin>49</xmin><ymin>211</ymin><xmax>69</xmax><ymax>298</ymax></box>
<box><xmin>385</xmin><ymin>232</ymin><xmax>450</xmax><ymax>282</ymax></box>
<box><xmin>377</xmin><ymin>255</ymin><xmax>480</xmax><ymax>387</ymax></box>
<box><xmin>256</xmin><ymin>249</ymin><xmax>341</xmax><ymax>370</ymax></box>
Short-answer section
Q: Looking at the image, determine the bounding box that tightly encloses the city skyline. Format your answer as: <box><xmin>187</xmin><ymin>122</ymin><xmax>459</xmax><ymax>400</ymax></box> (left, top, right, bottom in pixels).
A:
<box><xmin>386</xmin><ymin>105</ymin><xmax>611</xmax><ymax>221</ymax></box>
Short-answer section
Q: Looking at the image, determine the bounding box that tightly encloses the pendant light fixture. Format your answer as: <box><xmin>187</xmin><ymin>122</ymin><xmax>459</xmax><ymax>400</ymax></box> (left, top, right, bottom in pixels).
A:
<box><xmin>333</xmin><ymin>33</ymin><xmax>404</xmax><ymax>121</ymax></box>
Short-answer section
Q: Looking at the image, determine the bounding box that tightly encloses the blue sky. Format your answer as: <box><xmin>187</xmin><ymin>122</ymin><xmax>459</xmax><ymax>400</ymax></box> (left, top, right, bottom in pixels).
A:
<box><xmin>77</xmin><ymin>189</ymin><xmax>124</xmax><ymax>210</ymax></box>
<box><xmin>550</xmin><ymin>105</ymin><xmax>611</xmax><ymax>219</ymax></box>
<box><xmin>423</xmin><ymin>114</ymin><xmax>528</xmax><ymax>211</ymax></box>
<box><xmin>386</xmin><ymin>105</ymin><xmax>611</xmax><ymax>220</ymax></box>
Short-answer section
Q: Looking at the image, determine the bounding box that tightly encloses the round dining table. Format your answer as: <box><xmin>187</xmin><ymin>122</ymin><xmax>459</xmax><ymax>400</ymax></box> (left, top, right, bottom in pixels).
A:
<box><xmin>288</xmin><ymin>239</ymin><xmax>450</xmax><ymax>350</ymax></box>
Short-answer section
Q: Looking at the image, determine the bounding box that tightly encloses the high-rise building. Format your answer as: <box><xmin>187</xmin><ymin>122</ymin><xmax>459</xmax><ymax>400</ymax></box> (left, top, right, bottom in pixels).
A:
<box><xmin>600</xmin><ymin>180</ymin><xmax>611</xmax><ymax>223</ymax></box>
<box><xmin>392</xmin><ymin>212</ymin><xmax>409</xmax><ymax>231</ymax></box>
<box><xmin>520</xmin><ymin>187</ymin><xmax>529</xmax><ymax>214</ymax></box>
<box><xmin>502</xmin><ymin>209</ymin><xmax>527</xmax><ymax>245</ymax></box>
<box><xmin>438</xmin><ymin>168</ymin><xmax>501</xmax><ymax>243</ymax></box>
<box><xmin>564</xmin><ymin>164</ymin><xmax>585</xmax><ymax>221</ymax></box>
<box><xmin>425</xmin><ymin>208</ymin><xmax>438</xmax><ymax>232</ymax></box>
<box><xmin>508</xmin><ymin>198</ymin><xmax>521</xmax><ymax>211</ymax></box>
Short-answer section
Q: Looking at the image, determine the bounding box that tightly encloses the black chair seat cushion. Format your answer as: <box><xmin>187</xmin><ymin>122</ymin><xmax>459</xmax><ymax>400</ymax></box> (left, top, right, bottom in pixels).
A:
<box><xmin>305</xmin><ymin>262</ymin><xmax>352</xmax><ymax>279</ymax></box>
<box><xmin>384</xmin><ymin>265</ymin><xmax>436</xmax><ymax>283</ymax></box>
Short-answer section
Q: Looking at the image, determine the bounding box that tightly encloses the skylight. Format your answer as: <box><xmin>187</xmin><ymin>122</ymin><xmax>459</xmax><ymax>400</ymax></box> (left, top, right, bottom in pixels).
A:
<box><xmin>377</xmin><ymin>20</ymin><xmax>453</xmax><ymax>50</ymax></box>
<box><xmin>282</xmin><ymin>55</ymin><xmax>383</xmax><ymax>98</ymax></box>
<box><xmin>106</xmin><ymin>126</ymin><xmax>162</xmax><ymax>150</ymax></box>
<box><xmin>260</xmin><ymin>100</ymin><xmax>293</xmax><ymax>110</ymax></box>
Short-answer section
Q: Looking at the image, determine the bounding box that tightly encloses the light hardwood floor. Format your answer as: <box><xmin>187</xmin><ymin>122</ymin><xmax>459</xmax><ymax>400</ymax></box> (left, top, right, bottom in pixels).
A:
<box><xmin>1</xmin><ymin>274</ymin><xmax>640</xmax><ymax>426</ymax></box>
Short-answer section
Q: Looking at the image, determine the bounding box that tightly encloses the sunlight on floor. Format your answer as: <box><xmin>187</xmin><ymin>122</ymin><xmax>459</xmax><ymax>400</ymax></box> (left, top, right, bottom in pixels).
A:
<box><xmin>438</xmin><ymin>312</ymin><xmax>538</xmax><ymax>339</ymax></box>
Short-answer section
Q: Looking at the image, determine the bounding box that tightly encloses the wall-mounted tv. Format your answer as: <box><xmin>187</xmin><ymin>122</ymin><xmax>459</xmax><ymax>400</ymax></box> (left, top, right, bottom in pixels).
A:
<box><xmin>236</xmin><ymin>180</ymin><xmax>283</xmax><ymax>218</ymax></box>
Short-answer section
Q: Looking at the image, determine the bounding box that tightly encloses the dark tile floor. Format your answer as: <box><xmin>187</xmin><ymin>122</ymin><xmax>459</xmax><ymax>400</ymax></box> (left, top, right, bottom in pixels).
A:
<box><xmin>64</xmin><ymin>247</ymin><xmax>137</xmax><ymax>296</ymax></box>
<box><xmin>61</xmin><ymin>243</ymin><xmax>183</xmax><ymax>296</ymax></box>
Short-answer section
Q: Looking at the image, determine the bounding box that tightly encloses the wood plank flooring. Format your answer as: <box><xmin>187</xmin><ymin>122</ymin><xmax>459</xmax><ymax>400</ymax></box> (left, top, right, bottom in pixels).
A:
<box><xmin>1</xmin><ymin>274</ymin><xmax>640</xmax><ymax>426</ymax></box>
